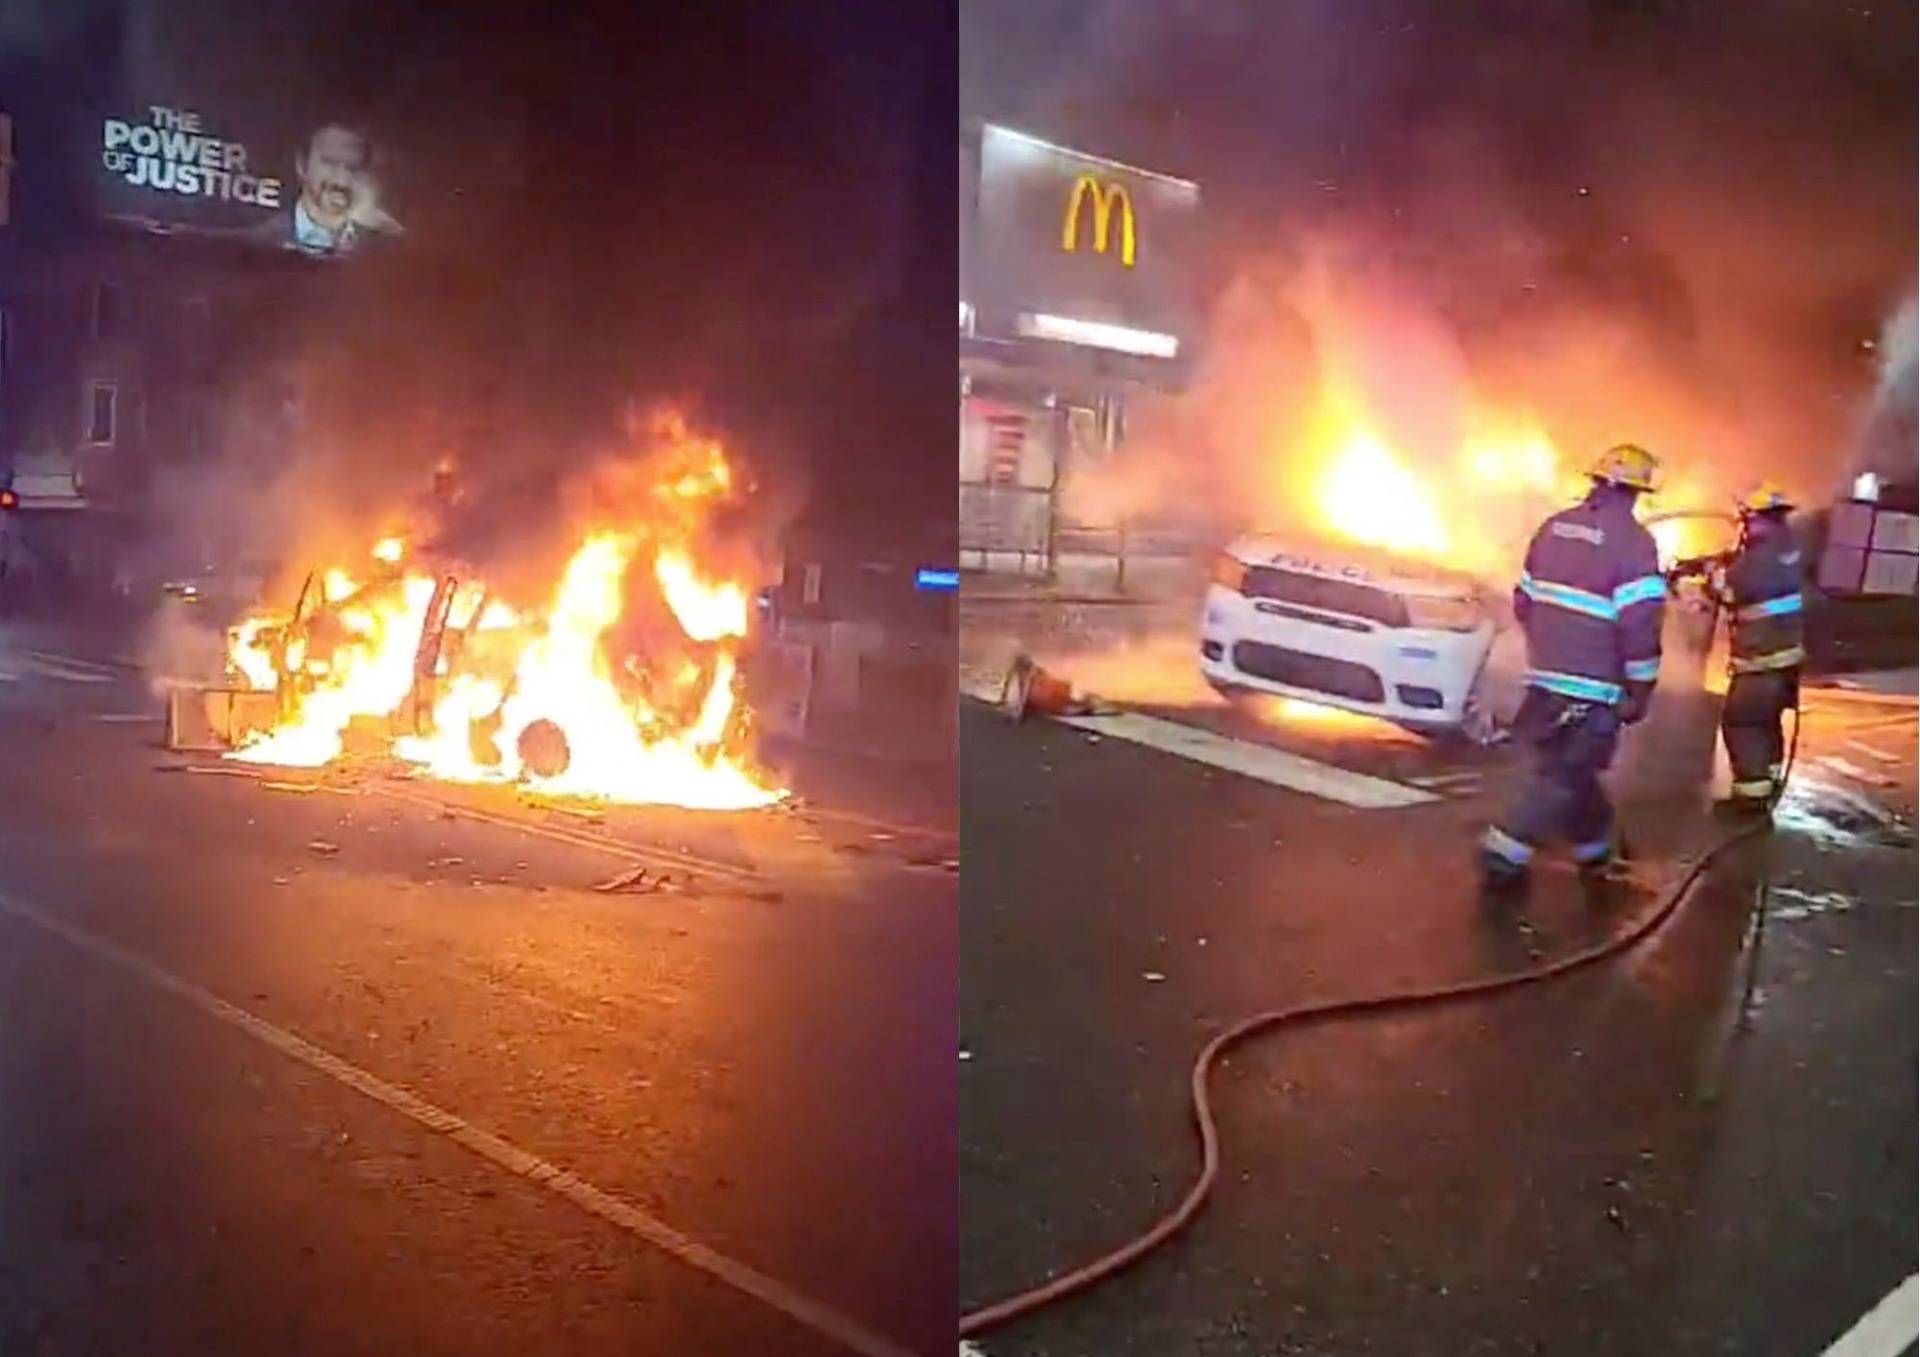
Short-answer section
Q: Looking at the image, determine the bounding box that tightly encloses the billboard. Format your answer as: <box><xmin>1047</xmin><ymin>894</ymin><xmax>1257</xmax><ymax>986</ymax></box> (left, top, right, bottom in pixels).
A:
<box><xmin>970</xmin><ymin>124</ymin><xmax>1200</xmax><ymax>364</ymax></box>
<box><xmin>95</xmin><ymin>100</ymin><xmax>403</xmax><ymax>258</ymax></box>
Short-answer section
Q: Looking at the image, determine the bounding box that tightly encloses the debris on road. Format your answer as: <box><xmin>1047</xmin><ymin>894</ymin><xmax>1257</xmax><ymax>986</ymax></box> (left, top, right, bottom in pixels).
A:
<box><xmin>593</xmin><ymin>864</ymin><xmax>664</xmax><ymax>894</ymax></box>
<box><xmin>1000</xmin><ymin>653</ymin><xmax>1102</xmax><ymax>723</ymax></box>
<box><xmin>306</xmin><ymin>839</ymin><xmax>340</xmax><ymax>857</ymax></box>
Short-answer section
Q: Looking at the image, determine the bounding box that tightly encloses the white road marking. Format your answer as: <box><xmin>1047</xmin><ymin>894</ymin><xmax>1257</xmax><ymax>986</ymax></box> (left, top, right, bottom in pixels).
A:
<box><xmin>0</xmin><ymin>893</ymin><xmax>914</xmax><ymax>1357</ymax></box>
<box><xmin>0</xmin><ymin>650</ymin><xmax>117</xmax><ymax>684</ymax></box>
<box><xmin>1842</xmin><ymin>739</ymin><xmax>1908</xmax><ymax>766</ymax></box>
<box><xmin>1407</xmin><ymin>771</ymin><xmax>1484</xmax><ymax>790</ymax></box>
<box><xmin>19</xmin><ymin>650</ymin><xmax>119</xmax><ymax>683</ymax></box>
<box><xmin>1815</xmin><ymin>1272</ymin><xmax>1918</xmax><ymax>1357</ymax></box>
<box><xmin>1057</xmin><ymin>711</ymin><xmax>1438</xmax><ymax>810</ymax></box>
<box><xmin>1814</xmin><ymin>756</ymin><xmax>1899</xmax><ymax>788</ymax></box>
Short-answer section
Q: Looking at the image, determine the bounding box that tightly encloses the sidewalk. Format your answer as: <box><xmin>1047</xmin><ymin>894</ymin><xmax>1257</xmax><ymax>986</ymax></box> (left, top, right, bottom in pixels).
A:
<box><xmin>961</xmin><ymin>551</ymin><xmax>1205</xmax><ymax>604</ymax></box>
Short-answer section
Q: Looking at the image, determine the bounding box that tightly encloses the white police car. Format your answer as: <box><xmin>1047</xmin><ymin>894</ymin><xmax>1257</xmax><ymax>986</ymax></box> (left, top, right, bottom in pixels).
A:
<box><xmin>1200</xmin><ymin>537</ymin><xmax>1504</xmax><ymax>738</ymax></box>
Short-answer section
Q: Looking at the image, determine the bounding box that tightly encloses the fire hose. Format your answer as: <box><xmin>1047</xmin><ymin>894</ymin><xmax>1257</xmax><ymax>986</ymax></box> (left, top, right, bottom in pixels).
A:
<box><xmin>961</xmin><ymin>636</ymin><xmax>1799</xmax><ymax>1343</ymax></box>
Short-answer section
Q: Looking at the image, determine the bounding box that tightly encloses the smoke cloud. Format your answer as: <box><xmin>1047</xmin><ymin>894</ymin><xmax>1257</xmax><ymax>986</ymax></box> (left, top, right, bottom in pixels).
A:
<box><xmin>967</xmin><ymin>0</ymin><xmax>1916</xmax><ymax>559</ymax></box>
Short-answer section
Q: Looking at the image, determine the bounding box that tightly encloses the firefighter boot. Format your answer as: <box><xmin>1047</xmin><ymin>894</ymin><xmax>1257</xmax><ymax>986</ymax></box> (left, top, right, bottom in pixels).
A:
<box><xmin>1574</xmin><ymin>829</ymin><xmax>1634</xmax><ymax>881</ymax></box>
<box><xmin>1478</xmin><ymin>827</ymin><xmax>1533</xmax><ymax>893</ymax></box>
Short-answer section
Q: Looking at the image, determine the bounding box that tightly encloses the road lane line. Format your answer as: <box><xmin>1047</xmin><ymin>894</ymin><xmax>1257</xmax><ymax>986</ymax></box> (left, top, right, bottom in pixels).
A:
<box><xmin>0</xmin><ymin>893</ymin><xmax>915</xmax><ymax>1357</ymax></box>
<box><xmin>1057</xmin><ymin>711</ymin><xmax>1438</xmax><ymax>810</ymax></box>
<box><xmin>19</xmin><ymin>649</ymin><xmax>122</xmax><ymax>682</ymax></box>
<box><xmin>1842</xmin><ymin>739</ymin><xmax>1907</xmax><ymax>765</ymax></box>
<box><xmin>1815</xmin><ymin>1272</ymin><xmax>1918</xmax><ymax>1357</ymax></box>
<box><xmin>1813</xmin><ymin>756</ymin><xmax>1899</xmax><ymax>788</ymax></box>
<box><xmin>1407</xmin><ymin>771</ymin><xmax>1484</xmax><ymax>789</ymax></box>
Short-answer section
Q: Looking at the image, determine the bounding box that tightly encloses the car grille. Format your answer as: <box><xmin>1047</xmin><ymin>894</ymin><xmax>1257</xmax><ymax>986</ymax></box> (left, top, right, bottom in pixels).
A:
<box><xmin>1230</xmin><ymin>641</ymin><xmax>1385</xmax><ymax>702</ymax></box>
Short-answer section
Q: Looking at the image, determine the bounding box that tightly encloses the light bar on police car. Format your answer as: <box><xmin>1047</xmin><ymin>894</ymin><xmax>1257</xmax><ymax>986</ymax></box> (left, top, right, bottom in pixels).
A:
<box><xmin>1016</xmin><ymin>312</ymin><xmax>1180</xmax><ymax>359</ymax></box>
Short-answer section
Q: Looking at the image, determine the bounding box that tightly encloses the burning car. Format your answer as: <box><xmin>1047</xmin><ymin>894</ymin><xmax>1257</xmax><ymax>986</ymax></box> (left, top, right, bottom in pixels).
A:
<box><xmin>170</xmin><ymin>417</ymin><xmax>786</xmax><ymax>811</ymax></box>
<box><xmin>1199</xmin><ymin>535</ymin><xmax>1509</xmax><ymax>740</ymax></box>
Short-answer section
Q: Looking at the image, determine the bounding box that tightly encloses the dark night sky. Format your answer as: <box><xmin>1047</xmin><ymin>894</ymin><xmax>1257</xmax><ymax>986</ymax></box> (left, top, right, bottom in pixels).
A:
<box><xmin>0</xmin><ymin>0</ymin><xmax>957</xmax><ymax>555</ymax></box>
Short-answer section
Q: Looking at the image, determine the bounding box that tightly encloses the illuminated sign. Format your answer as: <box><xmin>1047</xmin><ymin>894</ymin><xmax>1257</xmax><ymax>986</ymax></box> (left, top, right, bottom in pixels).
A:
<box><xmin>95</xmin><ymin>103</ymin><xmax>403</xmax><ymax>258</ymax></box>
<box><xmin>1061</xmin><ymin>174</ymin><xmax>1135</xmax><ymax>268</ymax></box>
<box><xmin>914</xmin><ymin>568</ymin><xmax>959</xmax><ymax>592</ymax></box>
<box><xmin>974</xmin><ymin>124</ymin><xmax>1199</xmax><ymax>369</ymax></box>
<box><xmin>1016</xmin><ymin>312</ymin><xmax>1179</xmax><ymax>358</ymax></box>
<box><xmin>101</xmin><ymin>107</ymin><xmax>282</xmax><ymax>207</ymax></box>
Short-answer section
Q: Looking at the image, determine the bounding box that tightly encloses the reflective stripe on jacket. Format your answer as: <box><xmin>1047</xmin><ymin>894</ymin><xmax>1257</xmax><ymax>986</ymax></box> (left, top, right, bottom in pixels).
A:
<box><xmin>1721</xmin><ymin>529</ymin><xmax>1805</xmax><ymax>674</ymax></box>
<box><xmin>1511</xmin><ymin>486</ymin><xmax>1665</xmax><ymax>705</ymax></box>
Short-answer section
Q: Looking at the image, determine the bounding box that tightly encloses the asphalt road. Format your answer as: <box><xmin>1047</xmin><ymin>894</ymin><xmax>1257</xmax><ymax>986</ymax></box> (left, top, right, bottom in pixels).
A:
<box><xmin>961</xmin><ymin>679</ymin><xmax>1917</xmax><ymax>1356</ymax></box>
<box><xmin>0</xmin><ymin>628</ymin><xmax>956</xmax><ymax>1357</ymax></box>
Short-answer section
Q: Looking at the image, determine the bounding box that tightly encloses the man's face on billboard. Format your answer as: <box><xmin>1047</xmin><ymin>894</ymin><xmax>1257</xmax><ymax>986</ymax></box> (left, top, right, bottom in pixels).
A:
<box><xmin>297</xmin><ymin>126</ymin><xmax>369</xmax><ymax>224</ymax></box>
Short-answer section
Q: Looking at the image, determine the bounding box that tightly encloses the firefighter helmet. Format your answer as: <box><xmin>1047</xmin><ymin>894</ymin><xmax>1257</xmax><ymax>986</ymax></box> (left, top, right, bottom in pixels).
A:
<box><xmin>1739</xmin><ymin>481</ymin><xmax>1793</xmax><ymax>516</ymax></box>
<box><xmin>1586</xmin><ymin>443</ymin><xmax>1659</xmax><ymax>492</ymax></box>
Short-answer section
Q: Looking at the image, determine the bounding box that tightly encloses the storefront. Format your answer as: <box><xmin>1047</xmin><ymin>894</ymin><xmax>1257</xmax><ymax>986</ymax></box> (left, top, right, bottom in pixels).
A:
<box><xmin>959</xmin><ymin>123</ymin><xmax>1200</xmax><ymax>578</ymax></box>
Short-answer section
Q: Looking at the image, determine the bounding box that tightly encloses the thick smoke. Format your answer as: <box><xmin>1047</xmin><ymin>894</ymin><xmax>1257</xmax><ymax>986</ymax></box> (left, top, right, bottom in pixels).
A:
<box><xmin>1856</xmin><ymin>292</ymin><xmax>1918</xmax><ymax>487</ymax></box>
<box><xmin>120</xmin><ymin>0</ymin><xmax>944</xmax><ymax>650</ymax></box>
<box><xmin>968</xmin><ymin>0</ymin><xmax>1917</xmax><ymax>555</ymax></box>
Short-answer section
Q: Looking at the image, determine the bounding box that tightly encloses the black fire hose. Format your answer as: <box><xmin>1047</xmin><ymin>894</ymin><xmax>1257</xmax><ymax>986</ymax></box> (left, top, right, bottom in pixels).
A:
<box><xmin>960</xmin><ymin>650</ymin><xmax>1801</xmax><ymax>1343</ymax></box>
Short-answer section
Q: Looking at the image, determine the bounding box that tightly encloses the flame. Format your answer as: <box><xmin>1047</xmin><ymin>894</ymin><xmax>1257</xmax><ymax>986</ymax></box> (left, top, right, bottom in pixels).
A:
<box><xmin>1316</xmin><ymin>424</ymin><xmax>1451</xmax><ymax>557</ymax></box>
<box><xmin>223</xmin><ymin>423</ymin><xmax>782</xmax><ymax>810</ymax></box>
<box><xmin>230</xmin><ymin>617</ymin><xmax>281</xmax><ymax>692</ymax></box>
<box><xmin>654</xmin><ymin>550</ymin><xmax>748</xmax><ymax>642</ymax></box>
<box><xmin>1292</xmin><ymin>390</ymin><xmax>1739</xmax><ymax>585</ymax></box>
<box><xmin>229</xmin><ymin>576</ymin><xmax>437</xmax><ymax>768</ymax></box>
<box><xmin>1257</xmin><ymin>695</ymin><xmax>1418</xmax><ymax>741</ymax></box>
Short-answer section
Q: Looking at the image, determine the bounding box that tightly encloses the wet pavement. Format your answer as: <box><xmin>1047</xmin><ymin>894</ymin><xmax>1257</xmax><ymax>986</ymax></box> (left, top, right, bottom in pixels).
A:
<box><xmin>960</xmin><ymin>680</ymin><xmax>1916</xmax><ymax>1355</ymax></box>
<box><xmin>0</xmin><ymin>626</ymin><xmax>955</xmax><ymax>1357</ymax></box>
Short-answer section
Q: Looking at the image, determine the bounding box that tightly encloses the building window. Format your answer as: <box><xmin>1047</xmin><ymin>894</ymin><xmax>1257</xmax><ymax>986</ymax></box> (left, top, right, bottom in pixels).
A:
<box><xmin>86</xmin><ymin>382</ymin><xmax>116</xmax><ymax>446</ymax></box>
<box><xmin>91</xmin><ymin>280</ymin><xmax>120</xmax><ymax>342</ymax></box>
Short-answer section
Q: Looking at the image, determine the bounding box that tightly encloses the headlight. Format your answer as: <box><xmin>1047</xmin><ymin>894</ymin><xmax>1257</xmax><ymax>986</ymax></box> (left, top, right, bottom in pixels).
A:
<box><xmin>1210</xmin><ymin>553</ymin><xmax>1248</xmax><ymax>594</ymax></box>
<box><xmin>1404</xmin><ymin>594</ymin><xmax>1483</xmax><ymax>632</ymax></box>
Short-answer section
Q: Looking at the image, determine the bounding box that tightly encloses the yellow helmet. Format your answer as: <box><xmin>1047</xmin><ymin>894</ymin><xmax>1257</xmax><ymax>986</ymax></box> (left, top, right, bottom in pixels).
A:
<box><xmin>1586</xmin><ymin>443</ymin><xmax>1659</xmax><ymax>492</ymax></box>
<box><xmin>1739</xmin><ymin>481</ymin><xmax>1793</xmax><ymax>515</ymax></box>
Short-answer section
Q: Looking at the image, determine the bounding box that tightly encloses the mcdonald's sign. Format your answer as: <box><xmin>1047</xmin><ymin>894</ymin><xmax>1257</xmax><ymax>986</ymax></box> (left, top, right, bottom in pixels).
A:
<box><xmin>1061</xmin><ymin>175</ymin><xmax>1135</xmax><ymax>268</ymax></box>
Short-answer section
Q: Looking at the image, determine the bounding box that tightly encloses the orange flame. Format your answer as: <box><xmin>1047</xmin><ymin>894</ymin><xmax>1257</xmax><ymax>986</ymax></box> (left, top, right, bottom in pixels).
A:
<box><xmin>1291</xmin><ymin>391</ymin><xmax>1724</xmax><ymax>583</ymax></box>
<box><xmin>224</xmin><ymin>423</ymin><xmax>782</xmax><ymax>810</ymax></box>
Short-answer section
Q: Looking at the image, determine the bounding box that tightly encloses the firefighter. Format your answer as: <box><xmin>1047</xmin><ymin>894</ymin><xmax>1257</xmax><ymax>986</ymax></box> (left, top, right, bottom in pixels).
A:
<box><xmin>1479</xmin><ymin>444</ymin><xmax>1667</xmax><ymax>889</ymax></box>
<box><xmin>1708</xmin><ymin>482</ymin><xmax>1805</xmax><ymax>814</ymax></box>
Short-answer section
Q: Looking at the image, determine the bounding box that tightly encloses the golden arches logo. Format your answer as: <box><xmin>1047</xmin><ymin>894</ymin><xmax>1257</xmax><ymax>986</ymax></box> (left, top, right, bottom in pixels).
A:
<box><xmin>1061</xmin><ymin>175</ymin><xmax>1135</xmax><ymax>268</ymax></box>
